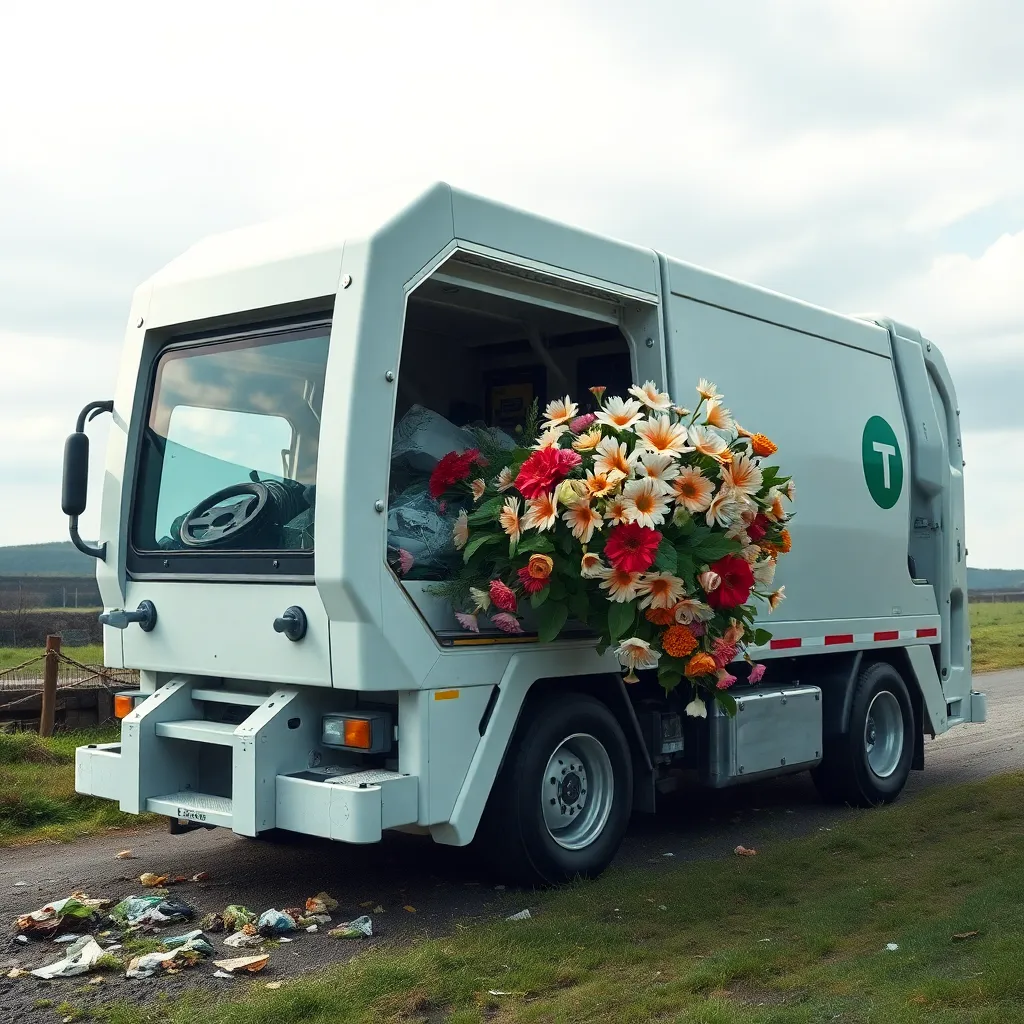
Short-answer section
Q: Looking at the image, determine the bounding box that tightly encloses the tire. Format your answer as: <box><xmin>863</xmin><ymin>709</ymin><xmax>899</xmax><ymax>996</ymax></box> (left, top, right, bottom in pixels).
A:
<box><xmin>476</xmin><ymin>692</ymin><xmax>633</xmax><ymax>886</ymax></box>
<box><xmin>812</xmin><ymin>661</ymin><xmax>915</xmax><ymax>807</ymax></box>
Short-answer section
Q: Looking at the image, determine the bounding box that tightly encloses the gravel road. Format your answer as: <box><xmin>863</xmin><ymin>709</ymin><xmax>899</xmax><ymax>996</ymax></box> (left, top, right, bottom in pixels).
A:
<box><xmin>2</xmin><ymin>669</ymin><xmax>1020</xmax><ymax>1020</ymax></box>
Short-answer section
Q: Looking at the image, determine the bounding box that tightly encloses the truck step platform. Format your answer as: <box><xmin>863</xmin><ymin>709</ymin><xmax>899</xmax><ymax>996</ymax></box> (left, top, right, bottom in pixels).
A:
<box><xmin>146</xmin><ymin>791</ymin><xmax>233</xmax><ymax>827</ymax></box>
<box><xmin>191</xmin><ymin>688</ymin><xmax>267</xmax><ymax>708</ymax></box>
<box><xmin>154</xmin><ymin>720</ymin><xmax>237</xmax><ymax>745</ymax></box>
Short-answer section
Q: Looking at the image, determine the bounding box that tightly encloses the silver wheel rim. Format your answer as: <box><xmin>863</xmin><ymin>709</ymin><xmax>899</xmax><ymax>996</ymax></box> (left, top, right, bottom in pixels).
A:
<box><xmin>864</xmin><ymin>690</ymin><xmax>904</xmax><ymax>778</ymax></box>
<box><xmin>541</xmin><ymin>733</ymin><xmax>614</xmax><ymax>851</ymax></box>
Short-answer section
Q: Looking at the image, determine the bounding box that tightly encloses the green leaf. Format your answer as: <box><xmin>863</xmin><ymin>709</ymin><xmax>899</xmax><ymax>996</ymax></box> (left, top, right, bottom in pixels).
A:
<box><xmin>467</xmin><ymin>496</ymin><xmax>504</xmax><ymax>526</ymax></box>
<box><xmin>517</xmin><ymin>534</ymin><xmax>555</xmax><ymax>554</ymax></box>
<box><xmin>653</xmin><ymin>538</ymin><xmax>678</xmax><ymax>575</ymax></box>
<box><xmin>568</xmin><ymin>589</ymin><xmax>590</xmax><ymax>624</ymax></box>
<box><xmin>548</xmin><ymin>577</ymin><xmax>566</xmax><ymax>602</ymax></box>
<box><xmin>657</xmin><ymin>666</ymin><xmax>682</xmax><ymax>692</ymax></box>
<box><xmin>673</xmin><ymin>551</ymin><xmax>696</xmax><ymax>583</ymax></box>
<box><xmin>536</xmin><ymin>601</ymin><xmax>569</xmax><ymax>644</ymax></box>
<box><xmin>753</xmin><ymin>628</ymin><xmax>772</xmax><ymax>647</ymax></box>
<box><xmin>690</xmin><ymin>534</ymin><xmax>743</xmax><ymax>564</ymax></box>
<box><xmin>530</xmin><ymin>587</ymin><xmax>550</xmax><ymax>609</ymax></box>
<box><xmin>715</xmin><ymin>690</ymin><xmax>738</xmax><ymax>717</ymax></box>
<box><xmin>672</xmin><ymin>509</ymin><xmax>696</xmax><ymax>536</ymax></box>
<box><xmin>463</xmin><ymin>533</ymin><xmax>500</xmax><ymax>562</ymax></box>
<box><xmin>607</xmin><ymin>602</ymin><xmax>635</xmax><ymax>643</ymax></box>
<box><xmin>556</xmin><ymin>530</ymin><xmax>574</xmax><ymax>556</ymax></box>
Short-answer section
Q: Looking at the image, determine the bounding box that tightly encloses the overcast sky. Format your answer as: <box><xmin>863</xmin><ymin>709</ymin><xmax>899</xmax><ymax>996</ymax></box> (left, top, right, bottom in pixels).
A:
<box><xmin>1</xmin><ymin>0</ymin><xmax>1022</xmax><ymax>568</ymax></box>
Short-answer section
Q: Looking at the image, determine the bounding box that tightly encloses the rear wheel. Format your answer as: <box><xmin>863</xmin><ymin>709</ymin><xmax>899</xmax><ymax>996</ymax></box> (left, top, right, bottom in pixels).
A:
<box><xmin>477</xmin><ymin>692</ymin><xmax>633</xmax><ymax>886</ymax></box>
<box><xmin>812</xmin><ymin>661</ymin><xmax>915</xmax><ymax>807</ymax></box>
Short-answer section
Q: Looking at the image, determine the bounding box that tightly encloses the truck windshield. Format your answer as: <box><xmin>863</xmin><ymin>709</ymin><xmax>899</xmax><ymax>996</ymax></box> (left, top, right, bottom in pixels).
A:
<box><xmin>132</xmin><ymin>324</ymin><xmax>330</xmax><ymax>558</ymax></box>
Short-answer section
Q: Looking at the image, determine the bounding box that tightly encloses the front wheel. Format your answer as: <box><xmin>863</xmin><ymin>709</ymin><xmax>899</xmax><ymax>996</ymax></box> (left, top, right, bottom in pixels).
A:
<box><xmin>812</xmin><ymin>661</ymin><xmax>915</xmax><ymax>807</ymax></box>
<box><xmin>477</xmin><ymin>692</ymin><xmax>633</xmax><ymax>886</ymax></box>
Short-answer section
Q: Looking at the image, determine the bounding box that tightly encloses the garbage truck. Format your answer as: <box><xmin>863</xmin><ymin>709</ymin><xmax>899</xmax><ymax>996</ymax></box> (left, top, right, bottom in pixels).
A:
<box><xmin>64</xmin><ymin>182</ymin><xmax>983</xmax><ymax>884</ymax></box>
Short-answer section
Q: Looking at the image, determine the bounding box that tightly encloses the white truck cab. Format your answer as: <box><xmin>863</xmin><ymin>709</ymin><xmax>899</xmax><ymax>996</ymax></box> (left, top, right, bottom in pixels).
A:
<box><xmin>65</xmin><ymin>183</ymin><xmax>984</xmax><ymax>883</ymax></box>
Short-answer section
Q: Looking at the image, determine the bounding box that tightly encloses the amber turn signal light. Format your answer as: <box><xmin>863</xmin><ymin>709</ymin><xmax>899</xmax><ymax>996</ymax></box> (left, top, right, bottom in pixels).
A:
<box><xmin>114</xmin><ymin>694</ymin><xmax>136</xmax><ymax>719</ymax></box>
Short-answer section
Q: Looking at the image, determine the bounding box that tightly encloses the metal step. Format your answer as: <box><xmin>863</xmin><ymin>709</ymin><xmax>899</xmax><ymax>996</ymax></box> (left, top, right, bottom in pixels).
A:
<box><xmin>147</xmin><ymin>791</ymin><xmax>233</xmax><ymax>828</ymax></box>
<box><xmin>155</xmin><ymin>720</ymin><xmax>237</xmax><ymax>745</ymax></box>
<box><xmin>191</xmin><ymin>688</ymin><xmax>266</xmax><ymax>708</ymax></box>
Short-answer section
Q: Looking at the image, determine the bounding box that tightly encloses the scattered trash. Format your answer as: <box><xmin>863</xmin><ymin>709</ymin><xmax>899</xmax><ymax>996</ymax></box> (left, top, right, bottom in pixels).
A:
<box><xmin>116</xmin><ymin>850</ymin><xmax>135</xmax><ymax>860</ymax></box>
<box><xmin>54</xmin><ymin>933</ymin><xmax>86</xmax><ymax>944</ymax></box>
<box><xmin>224</xmin><ymin>905</ymin><xmax>257</xmax><ymax>932</ymax></box>
<box><xmin>139</xmin><ymin>873</ymin><xmax>168</xmax><ymax>888</ymax></box>
<box><xmin>278</xmin><ymin>937</ymin><xmax>293</xmax><ymax>944</ymax></box>
<box><xmin>306</xmin><ymin>925</ymin><xmax>318</xmax><ymax>933</ymax></box>
<box><xmin>373</xmin><ymin>905</ymin><xmax>385</xmax><ymax>914</ymax></box>
<box><xmin>734</xmin><ymin>846</ymin><xmax>758</xmax><ymax>857</ymax></box>
<box><xmin>200</xmin><ymin>913</ymin><xmax>225</xmax><ymax>933</ymax></box>
<box><xmin>191</xmin><ymin>872</ymin><xmax>209</xmax><ymax>883</ymax></box>
<box><xmin>297</xmin><ymin>913</ymin><xmax>332</xmax><ymax>928</ymax></box>
<box><xmin>328</xmin><ymin>916</ymin><xmax>373</xmax><ymax>939</ymax></box>
<box><xmin>7</xmin><ymin>968</ymin><xmax>28</xmax><ymax>979</ymax></box>
<box><xmin>31</xmin><ymin>937</ymin><xmax>107</xmax><ymax>980</ymax></box>
<box><xmin>953</xmin><ymin>931</ymin><xmax>980</xmax><ymax>941</ymax></box>
<box><xmin>224</xmin><ymin>930</ymin><xmax>264</xmax><ymax>949</ymax></box>
<box><xmin>494</xmin><ymin>885</ymin><xmax>505</xmax><ymax>890</ymax></box>
<box><xmin>305</xmin><ymin>892</ymin><xmax>338</xmax><ymax>915</ymax></box>
<box><xmin>258</xmin><ymin>909</ymin><xmax>298</xmax><ymax>936</ymax></box>
<box><xmin>488</xmin><ymin>990</ymin><xmax>513</xmax><ymax>996</ymax></box>
<box><xmin>658</xmin><ymin>905</ymin><xmax>667</xmax><ymax>911</ymax></box>
<box><xmin>403</xmin><ymin>905</ymin><xmax>417</xmax><ymax>913</ymax></box>
<box><xmin>13</xmin><ymin>881</ymin><xmax>27</xmax><ymax>887</ymax></box>
<box><xmin>758</xmin><ymin>938</ymin><xmax>772</xmax><ymax>943</ymax></box>
<box><xmin>105</xmin><ymin>944</ymin><xmax>122</xmax><ymax>952</ymax></box>
<box><xmin>266</xmin><ymin>981</ymin><xmax>282</xmax><ymax>989</ymax></box>
<box><xmin>16</xmin><ymin>935</ymin><xmax>28</xmax><ymax>945</ymax></box>
<box><xmin>213</xmin><ymin>970</ymin><xmax>233</xmax><ymax>979</ymax></box>
<box><xmin>14</xmin><ymin>896</ymin><xmax>109</xmax><ymax>939</ymax></box>
<box><xmin>161</xmin><ymin>929</ymin><xmax>213</xmax><ymax>956</ymax></box>
<box><xmin>88</xmin><ymin>976</ymin><xmax>104</xmax><ymax>986</ymax></box>
<box><xmin>126</xmin><ymin>950</ymin><xmax>182</xmax><ymax>979</ymax></box>
<box><xmin>662</xmin><ymin>852</ymin><xmax>675</xmax><ymax>858</ymax></box>
<box><xmin>110</xmin><ymin>895</ymin><xmax>194</xmax><ymax>929</ymax></box>
<box><xmin>212</xmin><ymin>954</ymin><xmax>269</xmax><ymax>974</ymax></box>
<box><xmin>506</xmin><ymin>909</ymin><xmax>532</xmax><ymax>921</ymax></box>
<box><xmin>886</xmin><ymin>943</ymin><xmax>899</xmax><ymax>952</ymax></box>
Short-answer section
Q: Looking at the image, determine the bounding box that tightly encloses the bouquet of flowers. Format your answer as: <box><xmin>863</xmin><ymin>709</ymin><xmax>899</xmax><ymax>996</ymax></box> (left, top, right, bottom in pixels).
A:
<box><xmin>426</xmin><ymin>379</ymin><xmax>793</xmax><ymax>716</ymax></box>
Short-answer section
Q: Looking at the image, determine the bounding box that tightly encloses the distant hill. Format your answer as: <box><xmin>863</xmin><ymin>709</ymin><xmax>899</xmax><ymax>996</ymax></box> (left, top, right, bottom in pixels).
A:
<box><xmin>2</xmin><ymin>541</ymin><xmax>1022</xmax><ymax>591</ymax></box>
<box><xmin>0</xmin><ymin>541</ymin><xmax>97</xmax><ymax>576</ymax></box>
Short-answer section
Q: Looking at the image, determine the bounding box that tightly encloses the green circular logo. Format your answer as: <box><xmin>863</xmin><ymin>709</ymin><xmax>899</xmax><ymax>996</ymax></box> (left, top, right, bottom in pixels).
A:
<box><xmin>862</xmin><ymin>416</ymin><xmax>903</xmax><ymax>509</ymax></box>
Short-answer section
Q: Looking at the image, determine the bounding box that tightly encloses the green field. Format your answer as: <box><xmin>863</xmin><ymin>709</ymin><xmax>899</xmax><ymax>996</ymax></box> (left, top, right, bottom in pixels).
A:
<box><xmin>90</xmin><ymin>772</ymin><xmax>1024</xmax><ymax>1024</ymax></box>
<box><xmin>0</xmin><ymin>643</ymin><xmax>104</xmax><ymax>671</ymax></box>
<box><xmin>0</xmin><ymin>728</ymin><xmax>154</xmax><ymax>846</ymax></box>
<box><xmin>970</xmin><ymin>602</ymin><xmax>1024</xmax><ymax>673</ymax></box>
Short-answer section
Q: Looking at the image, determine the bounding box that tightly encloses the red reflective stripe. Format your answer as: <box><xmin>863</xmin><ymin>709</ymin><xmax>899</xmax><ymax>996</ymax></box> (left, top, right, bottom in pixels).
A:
<box><xmin>825</xmin><ymin>634</ymin><xmax>854</xmax><ymax>646</ymax></box>
<box><xmin>770</xmin><ymin>638</ymin><xmax>802</xmax><ymax>650</ymax></box>
<box><xmin>874</xmin><ymin>630</ymin><xmax>900</xmax><ymax>642</ymax></box>
<box><xmin>916</xmin><ymin>627</ymin><xmax>938</xmax><ymax>638</ymax></box>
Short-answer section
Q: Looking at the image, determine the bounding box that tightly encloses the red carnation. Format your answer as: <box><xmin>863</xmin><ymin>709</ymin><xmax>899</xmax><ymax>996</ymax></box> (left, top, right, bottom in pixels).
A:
<box><xmin>747</xmin><ymin>514</ymin><xmax>770</xmax><ymax>543</ymax></box>
<box><xmin>706</xmin><ymin>555</ymin><xmax>755</xmax><ymax>609</ymax></box>
<box><xmin>489</xmin><ymin>579</ymin><xmax>518</xmax><ymax>612</ymax></box>
<box><xmin>514</xmin><ymin>447</ymin><xmax>582</xmax><ymax>500</ymax></box>
<box><xmin>429</xmin><ymin>449</ymin><xmax>480</xmax><ymax>499</ymax></box>
<box><xmin>604</xmin><ymin>523</ymin><xmax>662</xmax><ymax>574</ymax></box>
<box><xmin>517</xmin><ymin>566</ymin><xmax>548</xmax><ymax>595</ymax></box>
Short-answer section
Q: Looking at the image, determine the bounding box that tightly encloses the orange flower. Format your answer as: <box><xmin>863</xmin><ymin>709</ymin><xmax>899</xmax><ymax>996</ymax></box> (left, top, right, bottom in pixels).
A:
<box><xmin>662</xmin><ymin>624</ymin><xmax>698</xmax><ymax>658</ymax></box>
<box><xmin>779</xmin><ymin>528</ymin><xmax>792</xmax><ymax>554</ymax></box>
<box><xmin>759</xmin><ymin>540</ymin><xmax>780</xmax><ymax>557</ymax></box>
<box><xmin>527</xmin><ymin>554</ymin><xmax>554</xmax><ymax>580</ymax></box>
<box><xmin>751</xmin><ymin>434</ymin><xmax>777</xmax><ymax>457</ymax></box>
<box><xmin>645</xmin><ymin>607</ymin><xmax>676</xmax><ymax>626</ymax></box>
<box><xmin>685</xmin><ymin>652</ymin><xmax>718</xmax><ymax>678</ymax></box>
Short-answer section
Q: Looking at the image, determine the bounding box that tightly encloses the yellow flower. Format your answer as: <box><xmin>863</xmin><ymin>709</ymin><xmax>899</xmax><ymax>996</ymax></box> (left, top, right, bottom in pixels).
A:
<box><xmin>563</xmin><ymin>500</ymin><xmax>603</xmax><ymax>543</ymax></box>
<box><xmin>572</xmin><ymin>428</ymin><xmax>604</xmax><ymax>452</ymax></box>
<box><xmin>499</xmin><ymin>497</ymin><xmax>522</xmax><ymax>544</ymax></box>
<box><xmin>542</xmin><ymin>396</ymin><xmax>578</xmax><ymax>428</ymax></box>
<box><xmin>522</xmin><ymin>492</ymin><xmax>559</xmax><ymax>532</ymax></box>
<box><xmin>635</xmin><ymin>415</ymin><xmax>692</xmax><ymax>456</ymax></box>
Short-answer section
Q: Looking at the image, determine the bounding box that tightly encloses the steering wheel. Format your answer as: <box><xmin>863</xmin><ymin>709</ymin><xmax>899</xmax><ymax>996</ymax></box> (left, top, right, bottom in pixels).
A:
<box><xmin>179</xmin><ymin>482</ymin><xmax>271</xmax><ymax>549</ymax></box>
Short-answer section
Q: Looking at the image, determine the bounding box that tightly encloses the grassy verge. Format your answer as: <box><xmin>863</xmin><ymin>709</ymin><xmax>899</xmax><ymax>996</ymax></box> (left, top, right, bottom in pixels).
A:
<box><xmin>0</xmin><ymin>728</ymin><xmax>156</xmax><ymax>846</ymax></box>
<box><xmin>0</xmin><ymin>644</ymin><xmax>105</xmax><ymax>670</ymax></box>
<box><xmin>89</xmin><ymin>772</ymin><xmax>1024</xmax><ymax>1024</ymax></box>
<box><xmin>970</xmin><ymin>602</ymin><xmax>1024</xmax><ymax>674</ymax></box>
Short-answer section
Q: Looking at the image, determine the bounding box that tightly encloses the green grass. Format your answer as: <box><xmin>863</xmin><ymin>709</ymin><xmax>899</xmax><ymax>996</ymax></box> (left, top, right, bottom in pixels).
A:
<box><xmin>970</xmin><ymin>602</ymin><xmax>1024</xmax><ymax>673</ymax></box>
<box><xmin>89</xmin><ymin>772</ymin><xmax>1024</xmax><ymax>1024</ymax></box>
<box><xmin>0</xmin><ymin>728</ymin><xmax>157</xmax><ymax>846</ymax></box>
<box><xmin>0</xmin><ymin>643</ymin><xmax>104</xmax><ymax>670</ymax></box>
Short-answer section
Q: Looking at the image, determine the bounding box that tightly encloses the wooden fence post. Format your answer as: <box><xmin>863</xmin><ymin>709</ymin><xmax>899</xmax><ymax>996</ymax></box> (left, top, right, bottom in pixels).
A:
<box><xmin>39</xmin><ymin>635</ymin><xmax>60</xmax><ymax>738</ymax></box>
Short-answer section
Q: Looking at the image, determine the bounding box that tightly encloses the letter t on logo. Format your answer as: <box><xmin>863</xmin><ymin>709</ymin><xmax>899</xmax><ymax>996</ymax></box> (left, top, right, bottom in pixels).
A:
<box><xmin>873</xmin><ymin>442</ymin><xmax>897</xmax><ymax>489</ymax></box>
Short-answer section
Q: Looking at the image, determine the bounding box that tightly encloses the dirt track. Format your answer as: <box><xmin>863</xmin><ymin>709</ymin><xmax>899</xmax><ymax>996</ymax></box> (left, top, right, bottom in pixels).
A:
<box><xmin>1</xmin><ymin>669</ymin><xmax>1020</xmax><ymax>1020</ymax></box>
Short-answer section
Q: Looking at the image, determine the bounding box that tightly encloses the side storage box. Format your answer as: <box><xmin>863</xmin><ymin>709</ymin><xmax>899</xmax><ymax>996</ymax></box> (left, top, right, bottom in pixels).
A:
<box><xmin>704</xmin><ymin>687</ymin><xmax>823</xmax><ymax>788</ymax></box>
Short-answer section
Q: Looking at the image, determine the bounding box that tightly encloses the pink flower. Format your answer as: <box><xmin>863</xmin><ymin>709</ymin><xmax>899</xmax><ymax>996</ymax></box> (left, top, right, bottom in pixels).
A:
<box><xmin>491</xmin><ymin>612</ymin><xmax>524</xmax><ymax>634</ymax></box>
<box><xmin>438</xmin><ymin>501</ymin><xmax>448</xmax><ymax>515</ymax></box>
<box><xmin>699</xmin><ymin>571</ymin><xmax>721</xmax><ymax>594</ymax></box>
<box><xmin>690</xmin><ymin>621</ymin><xmax>707</xmax><ymax>638</ymax></box>
<box><xmin>398</xmin><ymin>549</ymin><xmax>415</xmax><ymax>575</ymax></box>
<box><xmin>455</xmin><ymin>612</ymin><xmax>479</xmax><ymax>633</ymax></box>
<box><xmin>489</xmin><ymin>579</ymin><xmax>517</xmax><ymax>612</ymax></box>
<box><xmin>712</xmin><ymin>639</ymin><xmax>738</xmax><ymax>668</ymax></box>
<box><xmin>570</xmin><ymin>412</ymin><xmax>597</xmax><ymax>434</ymax></box>
<box><xmin>748</xmin><ymin>663</ymin><xmax>766</xmax><ymax>684</ymax></box>
<box><xmin>716</xmin><ymin>670</ymin><xmax>737</xmax><ymax>690</ymax></box>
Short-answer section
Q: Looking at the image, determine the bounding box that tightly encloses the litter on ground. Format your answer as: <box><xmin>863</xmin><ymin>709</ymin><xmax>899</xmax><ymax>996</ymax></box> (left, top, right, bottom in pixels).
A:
<box><xmin>14</xmin><ymin>896</ymin><xmax>110</xmax><ymax>939</ymax></box>
<box><xmin>31</xmin><ymin>937</ymin><xmax>107</xmax><ymax>980</ymax></box>
<box><xmin>116</xmin><ymin>850</ymin><xmax>135</xmax><ymax>860</ymax></box>
<box><xmin>223</xmin><ymin>905</ymin><xmax>257</xmax><ymax>932</ymax></box>
<box><xmin>328</xmin><ymin>915</ymin><xmax>373</xmax><ymax>939</ymax></box>
<box><xmin>109</xmin><ymin>895</ymin><xmax>194</xmax><ymax>929</ymax></box>
<box><xmin>734</xmin><ymin>846</ymin><xmax>758</xmax><ymax>857</ymax></box>
<box><xmin>139</xmin><ymin>873</ymin><xmax>168</xmax><ymax>888</ymax></box>
<box><xmin>212</xmin><ymin>954</ymin><xmax>269</xmax><ymax>973</ymax></box>
<box><xmin>258</xmin><ymin>909</ymin><xmax>298</xmax><ymax>936</ymax></box>
<box><xmin>506</xmin><ymin>909</ymin><xmax>532</xmax><ymax>921</ymax></box>
<box><xmin>213</xmin><ymin>970</ymin><xmax>233</xmax><ymax>979</ymax></box>
<box><xmin>224</xmin><ymin>930</ymin><xmax>264</xmax><ymax>949</ymax></box>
